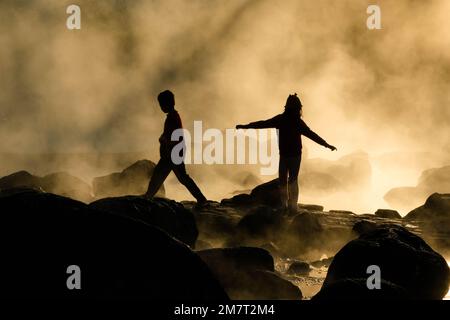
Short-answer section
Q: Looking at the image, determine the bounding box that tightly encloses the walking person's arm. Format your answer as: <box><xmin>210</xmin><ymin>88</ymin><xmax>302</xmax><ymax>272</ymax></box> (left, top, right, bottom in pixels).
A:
<box><xmin>300</xmin><ymin>119</ymin><xmax>337</xmax><ymax>151</ymax></box>
<box><xmin>236</xmin><ymin>115</ymin><xmax>281</xmax><ymax>129</ymax></box>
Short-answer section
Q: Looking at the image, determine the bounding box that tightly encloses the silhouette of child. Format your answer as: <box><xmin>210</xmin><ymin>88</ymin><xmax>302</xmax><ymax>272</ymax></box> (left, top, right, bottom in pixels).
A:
<box><xmin>236</xmin><ymin>93</ymin><xmax>336</xmax><ymax>214</ymax></box>
<box><xmin>145</xmin><ymin>90</ymin><xmax>207</xmax><ymax>205</ymax></box>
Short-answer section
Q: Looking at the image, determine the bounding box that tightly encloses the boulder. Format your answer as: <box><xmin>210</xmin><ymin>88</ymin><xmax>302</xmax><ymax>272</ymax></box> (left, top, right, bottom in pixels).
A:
<box><xmin>321</xmin><ymin>224</ymin><xmax>450</xmax><ymax>299</ymax></box>
<box><xmin>384</xmin><ymin>166</ymin><xmax>450</xmax><ymax>212</ymax></box>
<box><xmin>92</xmin><ymin>160</ymin><xmax>164</xmax><ymax>198</ymax></box>
<box><xmin>310</xmin><ymin>257</ymin><xmax>334</xmax><ymax>269</ymax></box>
<box><xmin>250</xmin><ymin>179</ymin><xmax>281</xmax><ymax>207</ymax></box>
<box><xmin>197</xmin><ymin>247</ymin><xmax>301</xmax><ymax>300</ymax></box>
<box><xmin>352</xmin><ymin>220</ymin><xmax>377</xmax><ymax>236</ymax></box>
<box><xmin>0</xmin><ymin>188</ymin><xmax>228</xmax><ymax>300</ymax></box>
<box><xmin>405</xmin><ymin>193</ymin><xmax>450</xmax><ymax>222</ymax></box>
<box><xmin>287</xmin><ymin>261</ymin><xmax>311</xmax><ymax>276</ymax></box>
<box><xmin>89</xmin><ymin>195</ymin><xmax>198</xmax><ymax>247</ymax></box>
<box><xmin>404</xmin><ymin>193</ymin><xmax>450</xmax><ymax>236</ymax></box>
<box><xmin>0</xmin><ymin>170</ymin><xmax>92</xmax><ymax>202</ymax></box>
<box><xmin>312</xmin><ymin>279</ymin><xmax>410</xmax><ymax>300</ymax></box>
<box><xmin>236</xmin><ymin>206</ymin><xmax>284</xmax><ymax>244</ymax></box>
<box><xmin>374</xmin><ymin>209</ymin><xmax>402</xmax><ymax>220</ymax></box>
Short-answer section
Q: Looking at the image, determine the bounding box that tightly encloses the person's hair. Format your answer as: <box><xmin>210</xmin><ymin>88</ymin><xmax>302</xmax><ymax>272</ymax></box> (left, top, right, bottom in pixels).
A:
<box><xmin>158</xmin><ymin>90</ymin><xmax>175</xmax><ymax>108</ymax></box>
<box><xmin>284</xmin><ymin>93</ymin><xmax>303</xmax><ymax>117</ymax></box>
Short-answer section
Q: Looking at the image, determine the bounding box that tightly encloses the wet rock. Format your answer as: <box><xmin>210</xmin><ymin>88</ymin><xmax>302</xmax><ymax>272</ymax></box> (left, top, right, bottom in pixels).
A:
<box><xmin>89</xmin><ymin>195</ymin><xmax>197</xmax><ymax>247</ymax></box>
<box><xmin>92</xmin><ymin>160</ymin><xmax>164</xmax><ymax>198</ymax></box>
<box><xmin>287</xmin><ymin>261</ymin><xmax>311</xmax><ymax>276</ymax></box>
<box><xmin>0</xmin><ymin>188</ymin><xmax>228</xmax><ymax>300</ymax></box>
<box><xmin>374</xmin><ymin>209</ymin><xmax>402</xmax><ymax>220</ymax></box>
<box><xmin>197</xmin><ymin>247</ymin><xmax>301</xmax><ymax>299</ymax></box>
<box><xmin>321</xmin><ymin>224</ymin><xmax>450</xmax><ymax>299</ymax></box>
<box><xmin>312</xmin><ymin>279</ymin><xmax>410</xmax><ymax>300</ymax></box>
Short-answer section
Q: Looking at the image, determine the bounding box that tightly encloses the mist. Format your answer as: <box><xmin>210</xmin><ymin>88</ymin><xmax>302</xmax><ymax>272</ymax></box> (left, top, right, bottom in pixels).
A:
<box><xmin>1</xmin><ymin>0</ymin><xmax>449</xmax><ymax>213</ymax></box>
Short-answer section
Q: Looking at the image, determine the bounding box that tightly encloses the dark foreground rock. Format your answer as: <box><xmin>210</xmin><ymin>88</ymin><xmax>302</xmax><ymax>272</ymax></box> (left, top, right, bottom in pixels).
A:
<box><xmin>313</xmin><ymin>279</ymin><xmax>410</xmax><ymax>300</ymax></box>
<box><xmin>318</xmin><ymin>224</ymin><xmax>450</xmax><ymax>299</ymax></box>
<box><xmin>287</xmin><ymin>261</ymin><xmax>311</xmax><ymax>276</ymax></box>
<box><xmin>90</xmin><ymin>195</ymin><xmax>198</xmax><ymax>247</ymax></box>
<box><xmin>198</xmin><ymin>247</ymin><xmax>301</xmax><ymax>300</ymax></box>
<box><xmin>92</xmin><ymin>160</ymin><xmax>164</xmax><ymax>198</ymax></box>
<box><xmin>0</xmin><ymin>188</ymin><xmax>227</xmax><ymax>300</ymax></box>
<box><xmin>0</xmin><ymin>170</ymin><xmax>92</xmax><ymax>202</ymax></box>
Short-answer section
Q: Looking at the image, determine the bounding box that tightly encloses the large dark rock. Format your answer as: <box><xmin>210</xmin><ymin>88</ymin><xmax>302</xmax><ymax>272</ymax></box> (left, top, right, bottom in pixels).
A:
<box><xmin>197</xmin><ymin>247</ymin><xmax>301</xmax><ymax>300</ymax></box>
<box><xmin>92</xmin><ymin>160</ymin><xmax>164</xmax><ymax>198</ymax></box>
<box><xmin>313</xmin><ymin>279</ymin><xmax>410</xmax><ymax>300</ymax></box>
<box><xmin>0</xmin><ymin>170</ymin><xmax>92</xmax><ymax>202</ymax></box>
<box><xmin>0</xmin><ymin>188</ymin><xmax>227</xmax><ymax>300</ymax></box>
<box><xmin>250</xmin><ymin>179</ymin><xmax>281</xmax><ymax>207</ymax></box>
<box><xmin>320</xmin><ymin>224</ymin><xmax>450</xmax><ymax>299</ymax></box>
<box><xmin>287</xmin><ymin>261</ymin><xmax>311</xmax><ymax>276</ymax></box>
<box><xmin>89</xmin><ymin>195</ymin><xmax>198</xmax><ymax>247</ymax></box>
<box><xmin>384</xmin><ymin>166</ymin><xmax>450</xmax><ymax>212</ymax></box>
<box><xmin>235</xmin><ymin>206</ymin><xmax>284</xmax><ymax>245</ymax></box>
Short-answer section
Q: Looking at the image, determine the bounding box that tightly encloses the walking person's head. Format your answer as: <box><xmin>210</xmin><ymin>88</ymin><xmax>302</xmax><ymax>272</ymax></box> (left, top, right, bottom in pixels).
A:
<box><xmin>158</xmin><ymin>90</ymin><xmax>175</xmax><ymax>113</ymax></box>
<box><xmin>284</xmin><ymin>93</ymin><xmax>302</xmax><ymax>117</ymax></box>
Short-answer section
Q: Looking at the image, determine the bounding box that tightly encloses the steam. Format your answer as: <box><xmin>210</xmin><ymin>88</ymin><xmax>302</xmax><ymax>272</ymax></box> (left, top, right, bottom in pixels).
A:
<box><xmin>1</xmin><ymin>0</ymin><xmax>449</xmax><ymax>211</ymax></box>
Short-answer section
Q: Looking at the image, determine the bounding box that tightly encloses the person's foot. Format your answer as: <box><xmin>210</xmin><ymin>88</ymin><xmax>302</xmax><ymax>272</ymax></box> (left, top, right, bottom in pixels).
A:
<box><xmin>193</xmin><ymin>198</ymin><xmax>209</xmax><ymax>210</ymax></box>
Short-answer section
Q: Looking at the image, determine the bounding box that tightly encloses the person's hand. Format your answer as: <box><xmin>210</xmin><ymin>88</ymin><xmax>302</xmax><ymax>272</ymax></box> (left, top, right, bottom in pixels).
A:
<box><xmin>327</xmin><ymin>144</ymin><xmax>337</xmax><ymax>151</ymax></box>
<box><xmin>236</xmin><ymin>124</ymin><xmax>245</xmax><ymax>129</ymax></box>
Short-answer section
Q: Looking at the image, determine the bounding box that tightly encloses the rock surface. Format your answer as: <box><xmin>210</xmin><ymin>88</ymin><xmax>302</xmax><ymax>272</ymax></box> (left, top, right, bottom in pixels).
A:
<box><xmin>197</xmin><ymin>247</ymin><xmax>301</xmax><ymax>300</ymax></box>
<box><xmin>0</xmin><ymin>170</ymin><xmax>92</xmax><ymax>202</ymax></box>
<box><xmin>319</xmin><ymin>224</ymin><xmax>450</xmax><ymax>299</ymax></box>
<box><xmin>0</xmin><ymin>188</ymin><xmax>227</xmax><ymax>300</ymax></box>
<box><xmin>90</xmin><ymin>195</ymin><xmax>198</xmax><ymax>247</ymax></box>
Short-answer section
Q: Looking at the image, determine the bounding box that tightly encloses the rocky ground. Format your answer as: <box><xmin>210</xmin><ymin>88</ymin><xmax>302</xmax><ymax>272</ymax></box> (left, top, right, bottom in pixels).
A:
<box><xmin>0</xmin><ymin>160</ymin><xmax>449</xmax><ymax>300</ymax></box>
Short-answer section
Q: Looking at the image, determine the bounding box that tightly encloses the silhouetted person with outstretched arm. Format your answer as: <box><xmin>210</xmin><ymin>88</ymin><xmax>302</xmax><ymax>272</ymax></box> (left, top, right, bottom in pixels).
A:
<box><xmin>145</xmin><ymin>90</ymin><xmax>207</xmax><ymax>205</ymax></box>
<box><xmin>236</xmin><ymin>93</ymin><xmax>337</xmax><ymax>214</ymax></box>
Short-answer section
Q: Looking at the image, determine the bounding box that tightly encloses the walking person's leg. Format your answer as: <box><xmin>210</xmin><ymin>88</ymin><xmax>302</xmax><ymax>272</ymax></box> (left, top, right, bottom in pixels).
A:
<box><xmin>173</xmin><ymin>163</ymin><xmax>207</xmax><ymax>203</ymax></box>
<box><xmin>279</xmin><ymin>156</ymin><xmax>289</xmax><ymax>210</ymax></box>
<box><xmin>287</xmin><ymin>156</ymin><xmax>301</xmax><ymax>213</ymax></box>
<box><xmin>145</xmin><ymin>158</ymin><xmax>172</xmax><ymax>198</ymax></box>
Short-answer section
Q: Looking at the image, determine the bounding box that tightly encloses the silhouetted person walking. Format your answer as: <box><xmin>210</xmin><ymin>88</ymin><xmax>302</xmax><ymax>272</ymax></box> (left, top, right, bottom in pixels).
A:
<box><xmin>236</xmin><ymin>93</ymin><xmax>336</xmax><ymax>214</ymax></box>
<box><xmin>145</xmin><ymin>90</ymin><xmax>207</xmax><ymax>204</ymax></box>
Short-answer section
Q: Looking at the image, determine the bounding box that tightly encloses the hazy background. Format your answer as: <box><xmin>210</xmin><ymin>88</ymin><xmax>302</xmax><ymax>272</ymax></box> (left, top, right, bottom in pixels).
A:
<box><xmin>1</xmin><ymin>0</ymin><xmax>449</xmax><ymax>213</ymax></box>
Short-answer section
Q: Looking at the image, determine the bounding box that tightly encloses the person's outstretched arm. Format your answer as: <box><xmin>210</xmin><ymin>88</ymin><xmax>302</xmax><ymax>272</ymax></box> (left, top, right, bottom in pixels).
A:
<box><xmin>236</xmin><ymin>115</ymin><xmax>281</xmax><ymax>129</ymax></box>
<box><xmin>300</xmin><ymin>119</ymin><xmax>337</xmax><ymax>151</ymax></box>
